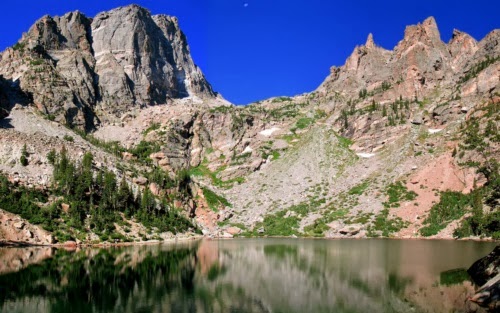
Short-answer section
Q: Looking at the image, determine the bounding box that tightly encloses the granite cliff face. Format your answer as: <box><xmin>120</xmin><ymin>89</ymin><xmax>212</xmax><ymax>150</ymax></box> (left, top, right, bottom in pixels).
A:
<box><xmin>0</xmin><ymin>8</ymin><xmax>498</xmax><ymax>243</ymax></box>
<box><xmin>0</xmin><ymin>5</ymin><xmax>216</xmax><ymax>129</ymax></box>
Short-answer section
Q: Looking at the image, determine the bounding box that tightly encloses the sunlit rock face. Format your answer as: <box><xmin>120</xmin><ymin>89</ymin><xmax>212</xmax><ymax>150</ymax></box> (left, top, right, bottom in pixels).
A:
<box><xmin>0</xmin><ymin>4</ymin><xmax>216</xmax><ymax>128</ymax></box>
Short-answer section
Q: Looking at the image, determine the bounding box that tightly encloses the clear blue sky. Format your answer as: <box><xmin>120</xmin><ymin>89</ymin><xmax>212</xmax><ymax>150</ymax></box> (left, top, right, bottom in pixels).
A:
<box><xmin>0</xmin><ymin>1</ymin><xmax>498</xmax><ymax>104</ymax></box>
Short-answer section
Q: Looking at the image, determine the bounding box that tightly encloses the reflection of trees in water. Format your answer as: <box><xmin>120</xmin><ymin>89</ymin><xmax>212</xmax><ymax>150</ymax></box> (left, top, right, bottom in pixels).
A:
<box><xmin>0</xmin><ymin>244</ymin><xmax>271</xmax><ymax>313</ymax></box>
<box><xmin>0</xmin><ymin>246</ymin><xmax>198</xmax><ymax>312</ymax></box>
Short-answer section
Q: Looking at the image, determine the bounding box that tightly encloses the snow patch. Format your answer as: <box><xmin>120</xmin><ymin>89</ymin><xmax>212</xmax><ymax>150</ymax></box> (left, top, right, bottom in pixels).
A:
<box><xmin>243</xmin><ymin>146</ymin><xmax>253</xmax><ymax>154</ymax></box>
<box><xmin>259</xmin><ymin>127</ymin><xmax>280</xmax><ymax>137</ymax></box>
<box><xmin>356</xmin><ymin>153</ymin><xmax>375</xmax><ymax>158</ymax></box>
<box><xmin>428</xmin><ymin>129</ymin><xmax>442</xmax><ymax>134</ymax></box>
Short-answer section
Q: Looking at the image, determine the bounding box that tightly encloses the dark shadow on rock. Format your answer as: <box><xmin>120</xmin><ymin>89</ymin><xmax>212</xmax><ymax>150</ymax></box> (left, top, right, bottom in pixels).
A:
<box><xmin>0</xmin><ymin>75</ymin><xmax>34</xmax><ymax>129</ymax></box>
<box><xmin>0</xmin><ymin>117</ymin><xmax>14</xmax><ymax>129</ymax></box>
<box><xmin>0</xmin><ymin>75</ymin><xmax>32</xmax><ymax>111</ymax></box>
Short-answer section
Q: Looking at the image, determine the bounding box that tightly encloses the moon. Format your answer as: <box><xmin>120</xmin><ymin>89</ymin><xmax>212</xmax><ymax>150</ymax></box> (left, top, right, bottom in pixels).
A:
<box><xmin>243</xmin><ymin>3</ymin><xmax>249</xmax><ymax>7</ymax></box>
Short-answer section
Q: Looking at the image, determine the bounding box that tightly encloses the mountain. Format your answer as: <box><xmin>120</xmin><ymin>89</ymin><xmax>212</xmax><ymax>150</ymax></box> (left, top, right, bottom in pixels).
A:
<box><xmin>0</xmin><ymin>5</ymin><xmax>217</xmax><ymax>129</ymax></box>
<box><xmin>0</xmin><ymin>6</ymin><xmax>498</xmax><ymax>245</ymax></box>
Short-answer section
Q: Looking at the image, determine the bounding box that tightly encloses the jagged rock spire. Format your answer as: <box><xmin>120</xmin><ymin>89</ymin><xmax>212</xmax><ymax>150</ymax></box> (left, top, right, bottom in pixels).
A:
<box><xmin>365</xmin><ymin>33</ymin><xmax>375</xmax><ymax>49</ymax></box>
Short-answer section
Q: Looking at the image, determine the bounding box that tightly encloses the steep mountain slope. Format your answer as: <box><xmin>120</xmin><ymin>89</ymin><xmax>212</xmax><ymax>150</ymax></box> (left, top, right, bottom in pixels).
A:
<box><xmin>201</xmin><ymin>17</ymin><xmax>499</xmax><ymax>238</ymax></box>
<box><xmin>0</xmin><ymin>8</ymin><xmax>498</xmax><ymax>243</ymax></box>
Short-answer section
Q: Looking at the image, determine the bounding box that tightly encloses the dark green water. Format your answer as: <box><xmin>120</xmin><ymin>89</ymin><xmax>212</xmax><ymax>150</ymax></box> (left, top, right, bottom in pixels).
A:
<box><xmin>0</xmin><ymin>239</ymin><xmax>496</xmax><ymax>313</ymax></box>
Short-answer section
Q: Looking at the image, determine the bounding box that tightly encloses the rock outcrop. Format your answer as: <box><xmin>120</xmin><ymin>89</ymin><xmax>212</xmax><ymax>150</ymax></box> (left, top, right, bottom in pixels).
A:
<box><xmin>318</xmin><ymin>16</ymin><xmax>499</xmax><ymax>105</ymax></box>
<box><xmin>0</xmin><ymin>209</ymin><xmax>54</xmax><ymax>245</ymax></box>
<box><xmin>0</xmin><ymin>5</ymin><xmax>216</xmax><ymax>128</ymax></box>
<box><xmin>468</xmin><ymin>246</ymin><xmax>500</xmax><ymax>311</ymax></box>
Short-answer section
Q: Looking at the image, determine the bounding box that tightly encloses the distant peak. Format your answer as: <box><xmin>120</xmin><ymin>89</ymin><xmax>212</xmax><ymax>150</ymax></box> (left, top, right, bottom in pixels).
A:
<box><xmin>422</xmin><ymin>16</ymin><xmax>441</xmax><ymax>41</ymax></box>
<box><xmin>121</xmin><ymin>3</ymin><xmax>147</xmax><ymax>11</ymax></box>
<box><xmin>452</xmin><ymin>28</ymin><xmax>464</xmax><ymax>37</ymax></box>
<box><xmin>450</xmin><ymin>28</ymin><xmax>476</xmax><ymax>42</ymax></box>
<box><xmin>398</xmin><ymin>16</ymin><xmax>442</xmax><ymax>49</ymax></box>
<box><xmin>365</xmin><ymin>33</ymin><xmax>375</xmax><ymax>49</ymax></box>
<box><xmin>99</xmin><ymin>4</ymin><xmax>151</xmax><ymax>17</ymax></box>
<box><xmin>422</xmin><ymin>16</ymin><xmax>437</xmax><ymax>30</ymax></box>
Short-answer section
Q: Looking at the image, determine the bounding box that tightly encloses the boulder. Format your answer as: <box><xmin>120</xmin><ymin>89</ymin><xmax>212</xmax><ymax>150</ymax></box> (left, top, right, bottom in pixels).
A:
<box><xmin>61</xmin><ymin>203</ymin><xmax>70</xmax><ymax>213</ymax></box>
<box><xmin>468</xmin><ymin>246</ymin><xmax>500</xmax><ymax>286</ymax></box>
<box><xmin>339</xmin><ymin>224</ymin><xmax>362</xmax><ymax>236</ymax></box>
<box><xmin>133</xmin><ymin>176</ymin><xmax>148</xmax><ymax>186</ymax></box>
<box><xmin>226</xmin><ymin>227</ymin><xmax>242</xmax><ymax>235</ymax></box>
<box><xmin>411</xmin><ymin>116</ymin><xmax>423</xmax><ymax>125</ymax></box>
<box><xmin>13</xmin><ymin>221</ymin><xmax>25</xmax><ymax>229</ymax></box>
<box><xmin>46</xmin><ymin>235</ymin><xmax>55</xmax><ymax>244</ymax></box>
<box><xmin>149</xmin><ymin>183</ymin><xmax>161</xmax><ymax>196</ymax></box>
<box><xmin>63</xmin><ymin>241</ymin><xmax>77</xmax><ymax>247</ymax></box>
<box><xmin>250</xmin><ymin>159</ymin><xmax>264</xmax><ymax>171</ymax></box>
<box><xmin>468</xmin><ymin>246</ymin><xmax>500</xmax><ymax>310</ymax></box>
<box><xmin>219</xmin><ymin>232</ymin><xmax>233</xmax><ymax>239</ymax></box>
<box><xmin>272</xmin><ymin>139</ymin><xmax>289</xmax><ymax>150</ymax></box>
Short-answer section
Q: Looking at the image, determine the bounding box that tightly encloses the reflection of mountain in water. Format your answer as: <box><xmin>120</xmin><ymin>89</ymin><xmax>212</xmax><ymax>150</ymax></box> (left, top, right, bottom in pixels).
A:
<box><xmin>197</xmin><ymin>239</ymin><xmax>495</xmax><ymax>313</ymax></box>
<box><xmin>0</xmin><ymin>239</ymin><xmax>496</xmax><ymax>313</ymax></box>
<box><xmin>0</xmin><ymin>243</ymin><xmax>267</xmax><ymax>313</ymax></box>
<box><xmin>201</xmin><ymin>239</ymin><xmax>414</xmax><ymax>313</ymax></box>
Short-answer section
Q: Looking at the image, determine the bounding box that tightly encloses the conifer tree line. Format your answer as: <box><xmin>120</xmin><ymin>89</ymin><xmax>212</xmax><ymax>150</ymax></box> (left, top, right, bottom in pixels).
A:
<box><xmin>1</xmin><ymin>146</ymin><xmax>197</xmax><ymax>242</ymax></box>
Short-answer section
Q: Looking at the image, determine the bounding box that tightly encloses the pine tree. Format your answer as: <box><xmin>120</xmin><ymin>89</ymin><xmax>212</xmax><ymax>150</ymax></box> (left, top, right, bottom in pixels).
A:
<box><xmin>20</xmin><ymin>144</ymin><xmax>28</xmax><ymax>166</ymax></box>
<box><xmin>117</xmin><ymin>176</ymin><xmax>133</xmax><ymax>213</ymax></box>
<box><xmin>47</xmin><ymin>149</ymin><xmax>56</xmax><ymax>165</ymax></box>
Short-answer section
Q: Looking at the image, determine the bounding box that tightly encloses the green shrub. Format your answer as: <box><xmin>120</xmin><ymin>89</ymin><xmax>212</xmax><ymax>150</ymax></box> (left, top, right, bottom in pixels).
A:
<box><xmin>368</xmin><ymin>209</ymin><xmax>407</xmax><ymax>237</ymax></box>
<box><xmin>29</xmin><ymin>59</ymin><xmax>44</xmax><ymax>66</ymax></box>
<box><xmin>459</xmin><ymin>56</ymin><xmax>500</xmax><ymax>83</ymax></box>
<box><xmin>348</xmin><ymin>181</ymin><xmax>370</xmax><ymax>195</ymax></box>
<box><xmin>271</xmin><ymin>96</ymin><xmax>292</xmax><ymax>103</ymax></box>
<box><xmin>304</xmin><ymin>220</ymin><xmax>329</xmax><ymax>237</ymax></box>
<box><xmin>295</xmin><ymin>117</ymin><xmax>314</xmax><ymax>129</ymax></box>
<box><xmin>255</xmin><ymin>211</ymin><xmax>299</xmax><ymax>236</ymax></box>
<box><xmin>420</xmin><ymin>191</ymin><xmax>470</xmax><ymax>236</ymax></box>
<box><xmin>143</xmin><ymin>122</ymin><xmax>160</xmax><ymax>135</ymax></box>
<box><xmin>383</xmin><ymin>182</ymin><xmax>417</xmax><ymax>208</ymax></box>
<box><xmin>203</xmin><ymin>188</ymin><xmax>231</xmax><ymax>211</ymax></box>
<box><xmin>12</xmin><ymin>42</ymin><xmax>25</xmax><ymax>51</ymax></box>
<box><xmin>129</xmin><ymin>140</ymin><xmax>161</xmax><ymax>162</ymax></box>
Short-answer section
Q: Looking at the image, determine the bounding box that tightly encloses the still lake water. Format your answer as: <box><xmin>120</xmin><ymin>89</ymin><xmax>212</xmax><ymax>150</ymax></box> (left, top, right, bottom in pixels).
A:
<box><xmin>0</xmin><ymin>239</ymin><xmax>496</xmax><ymax>313</ymax></box>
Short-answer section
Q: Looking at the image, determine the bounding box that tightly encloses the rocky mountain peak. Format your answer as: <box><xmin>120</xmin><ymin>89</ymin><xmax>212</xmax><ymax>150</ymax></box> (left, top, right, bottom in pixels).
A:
<box><xmin>396</xmin><ymin>16</ymin><xmax>444</xmax><ymax>54</ymax></box>
<box><xmin>0</xmin><ymin>4</ymin><xmax>217</xmax><ymax>128</ymax></box>
<box><xmin>448</xmin><ymin>29</ymin><xmax>479</xmax><ymax>70</ymax></box>
<box><xmin>317</xmin><ymin>16</ymin><xmax>500</xmax><ymax>103</ymax></box>
<box><xmin>422</xmin><ymin>16</ymin><xmax>440</xmax><ymax>40</ymax></box>
<box><xmin>365</xmin><ymin>33</ymin><xmax>375</xmax><ymax>49</ymax></box>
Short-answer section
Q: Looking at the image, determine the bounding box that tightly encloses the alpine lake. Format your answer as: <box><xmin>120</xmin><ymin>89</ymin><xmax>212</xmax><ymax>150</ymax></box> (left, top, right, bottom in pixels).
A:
<box><xmin>0</xmin><ymin>238</ymin><xmax>496</xmax><ymax>313</ymax></box>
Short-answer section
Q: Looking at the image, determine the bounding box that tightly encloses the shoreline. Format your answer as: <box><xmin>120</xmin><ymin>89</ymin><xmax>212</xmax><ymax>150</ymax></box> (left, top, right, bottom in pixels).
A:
<box><xmin>1</xmin><ymin>234</ymin><xmax>497</xmax><ymax>248</ymax></box>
